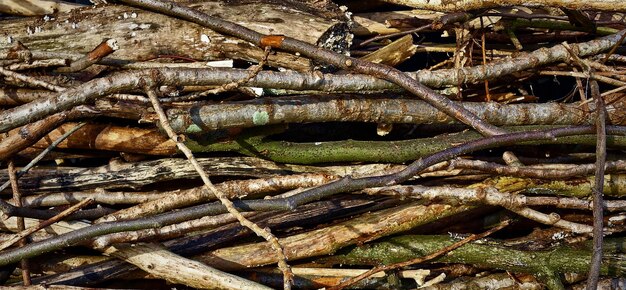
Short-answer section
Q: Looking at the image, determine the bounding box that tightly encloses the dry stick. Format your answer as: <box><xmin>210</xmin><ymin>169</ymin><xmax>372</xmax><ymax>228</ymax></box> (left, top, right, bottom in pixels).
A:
<box><xmin>165</xmin><ymin>97</ymin><xmax>623</xmax><ymax>133</ymax></box>
<box><xmin>117</xmin><ymin>0</ymin><xmax>503</xmax><ymax>137</ymax></box>
<box><xmin>540</xmin><ymin>70</ymin><xmax>626</xmax><ymax>87</ymax></box>
<box><xmin>0</xmin><ymin>114</ymin><xmax>67</xmax><ymax>161</ymax></box>
<box><xmin>91</xmin><ymin>212</ymin><xmax>250</xmax><ymax>248</ymax></box>
<box><xmin>6</xmin><ymin>59</ymin><xmax>69</xmax><ymax>71</ymax></box>
<box><xmin>55</xmin><ymin>39</ymin><xmax>119</xmax><ymax>73</ymax></box>
<box><xmin>363</xmin><ymin>184</ymin><xmax>626</xmax><ymax>212</ymax></box>
<box><xmin>601</xmin><ymin>32</ymin><xmax>626</xmax><ymax>64</ymax></box>
<box><xmin>97</xmin><ymin>173</ymin><xmax>336</xmax><ymax>223</ymax></box>
<box><xmin>586</xmin><ymin>79</ymin><xmax>607</xmax><ymax>290</ymax></box>
<box><xmin>0</xmin><ymin>66</ymin><xmax>64</xmax><ymax>92</ymax></box>
<box><xmin>7</xmin><ymin>160</ymin><xmax>31</xmax><ymax>285</ymax></box>
<box><xmin>329</xmin><ymin>219</ymin><xmax>512</xmax><ymax>290</ymax></box>
<box><xmin>145</xmin><ymin>87</ymin><xmax>293</xmax><ymax>290</ymax></box>
<box><xmin>601</xmin><ymin>84</ymin><xmax>626</xmax><ymax>97</ymax></box>
<box><xmin>448</xmin><ymin>159</ymin><xmax>626</xmax><ymax>180</ymax></box>
<box><xmin>357</xmin><ymin>24</ymin><xmax>430</xmax><ymax>48</ymax></box>
<box><xmin>564</xmin><ymin>43</ymin><xmax>607</xmax><ymax>289</ymax></box>
<box><xmin>174</xmin><ymin>46</ymin><xmax>271</xmax><ymax>102</ymax></box>
<box><xmin>3</xmin><ymin>40</ymin><xmax>117</xmax><ymax>109</ymax></box>
<box><xmin>0</xmin><ymin>198</ymin><xmax>93</xmax><ymax>251</ymax></box>
<box><xmin>480</xmin><ymin>17</ymin><xmax>490</xmax><ymax>102</ymax></box>
<box><xmin>363</xmin><ymin>185</ymin><xmax>594</xmax><ymax>233</ymax></box>
<box><xmin>0</xmin><ymin>123</ymin><xmax>86</xmax><ymax>217</ymax></box>
<box><xmin>355</xmin><ymin>11</ymin><xmax>473</xmax><ymax>48</ymax></box>
<box><xmin>481</xmin><ymin>19</ymin><xmax>520</xmax><ymax>166</ymax></box>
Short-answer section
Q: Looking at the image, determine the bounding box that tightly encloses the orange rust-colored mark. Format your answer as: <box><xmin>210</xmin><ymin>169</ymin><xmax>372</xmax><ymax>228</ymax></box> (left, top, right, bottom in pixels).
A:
<box><xmin>260</xmin><ymin>35</ymin><xmax>285</xmax><ymax>49</ymax></box>
<box><xmin>86</xmin><ymin>39</ymin><xmax>118</xmax><ymax>61</ymax></box>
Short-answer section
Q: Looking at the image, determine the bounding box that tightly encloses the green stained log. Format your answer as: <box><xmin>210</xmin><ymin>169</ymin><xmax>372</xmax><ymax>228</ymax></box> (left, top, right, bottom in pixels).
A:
<box><xmin>184</xmin><ymin>126</ymin><xmax>626</xmax><ymax>164</ymax></box>
<box><xmin>326</xmin><ymin>235</ymin><xmax>626</xmax><ymax>278</ymax></box>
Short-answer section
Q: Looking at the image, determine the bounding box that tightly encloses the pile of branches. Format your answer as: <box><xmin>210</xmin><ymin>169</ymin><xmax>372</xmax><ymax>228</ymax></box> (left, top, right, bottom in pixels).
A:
<box><xmin>1</xmin><ymin>0</ymin><xmax>626</xmax><ymax>289</ymax></box>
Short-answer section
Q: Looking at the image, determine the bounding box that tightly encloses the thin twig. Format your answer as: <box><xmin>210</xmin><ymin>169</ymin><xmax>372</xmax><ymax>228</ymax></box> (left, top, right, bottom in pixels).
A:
<box><xmin>329</xmin><ymin>219</ymin><xmax>511</xmax><ymax>289</ymax></box>
<box><xmin>357</xmin><ymin>24</ymin><xmax>430</xmax><ymax>48</ymax></box>
<box><xmin>0</xmin><ymin>198</ymin><xmax>93</xmax><ymax>251</ymax></box>
<box><xmin>601</xmin><ymin>32</ymin><xmax>626</xmax><ymax>64</ymax></box>
<box><xmin>167</xmin><ymin>46</ymin><xmax>271</xmax><ymax>102</ymax></box>
<box><xmin>586</xmin><ymin>79</ymin><xmax>606</xmax><ymax>290</ymax></box>
<box><xmin>6</xmin><ymin>59</ymin><xmax>69</xmax><ymax>71</ymax></box>
<box><xmin>0</xmin><ymin>123</ymin><xmax>86</xmax><ymax>217</ymax></box>
<box><xmin>7</xmin><ymin>160</ymin><xmax>31</xmax><ymax>285</ymax></box>
<box><xmin>0</xmin><ymin>67</ymin><xmax>64</xmax><ymax>92</ymax></box>
<box><xmin>565</xmin><ymin>42</ymin><xmax>608</xmax><ymax>289</ymax></box>
<box><xmin>448</xmin><ymin>159</ymin><xmax>626</xmax><ymax>179</ymax></box>
<box><xmin>145</xmin><ymin>87</ymin><xmax>293</xmax><ymax>289</ymax></box>
<box><xmin>362</xmin><ymin>185</ymin><xmax>594</xmax><ymax>233</ymax></box>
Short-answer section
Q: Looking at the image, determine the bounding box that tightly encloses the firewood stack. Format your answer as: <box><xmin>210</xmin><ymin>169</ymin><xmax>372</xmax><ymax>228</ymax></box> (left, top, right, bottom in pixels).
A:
<box><xmin>0</xmin><ymin>0</ymin><xmax>625</xmax><ymax>289</ymax></box>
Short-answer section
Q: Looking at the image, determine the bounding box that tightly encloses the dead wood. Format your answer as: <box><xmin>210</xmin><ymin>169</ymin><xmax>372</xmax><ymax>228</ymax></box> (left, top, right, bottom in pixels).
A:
<box><xmin>0</xmin><ymin>1</ymin><xmax>350</xmax><ymax>71</ymax></box>
<box><xmin>2</xmin><ymin>0</ymin><xmax>626</xmax><ymax>289</ymax></box>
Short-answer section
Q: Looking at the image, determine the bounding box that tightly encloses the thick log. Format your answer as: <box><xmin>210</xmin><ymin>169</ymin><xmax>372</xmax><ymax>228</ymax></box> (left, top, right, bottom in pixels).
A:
<box><xmin>0</xmin><ymin>0</ymin><xmax>82</xmax><ymax>16</ymax></box>
<box><xmin>0</xmin><ymin>1</ymin><xmax>350</xmax><ymax>71</ymax></box>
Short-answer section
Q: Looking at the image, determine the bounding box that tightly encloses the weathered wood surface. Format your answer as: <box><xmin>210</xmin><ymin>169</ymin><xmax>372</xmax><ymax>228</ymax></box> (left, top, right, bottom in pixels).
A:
<box><xmin>0</xmin><ymin>157</ymin><xmax>294</xmax><ymax>193</ymax></box>
<box><xmin>0</xmin><ymin>1</ymin><xmax>350</xmax><ymax>71</ymax></box>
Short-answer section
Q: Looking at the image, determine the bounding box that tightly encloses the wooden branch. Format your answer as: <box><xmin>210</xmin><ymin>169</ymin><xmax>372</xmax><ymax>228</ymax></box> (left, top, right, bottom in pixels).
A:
<box><xmin>352</xmin><ymin>10</ymin><xmax>442</xmax><ymax>36</ymax></box>
<box><xmin>97</xmin><ymin>173</ymin><xmax>336</xmax><ymax>222</ymax></box>
<box><xmin>194</xmin><ymin>202</ymin><xmax>470</xmax><ymax>270</ymax></box>
<box><xmin>360</xmin><ymin>34</ymin><xmax>417</xmax><ymax>66</ymax></box>
<box><xmin>327</xmin><ymin>235</ymin><xmax>626</xmax><ymax>281</ymax></box>
<box><xmin>0</xmin><ymin>0</ymin><xmax>82</xmax><ymax>16</ymax></box>
<box><xmin>0</xmin><ymin>198</ymin><xmax>93</xmax><ymax>251</ymax></box>
<box><xmin>29</xmin><ymin>122</ymin><xmax>177</xmax><ymax>156</ymax></box>
<box><xmin>0</xmin><ymin>1</ymin><xmax>349</xmax><ymax>71</ymax></box>
<box><xmin>165</xmin><ymin>95</ymin><xmax>626</xmax><ymax>134</ymax></box>
<box><xmin>379</xmin><ymin>0</ymin><xmax>626</xmax><ymax>12</ymax></box>
<box><xmin>0</xmin><ymin>156</ymin><xmax>296</xmax><ymax>193</ymax></box>
<box><xmin>0</xmin><ymin>113</ymin><xmax>68</xmax><ymax>161</ymax></box>
<box><xmin>2</xmin><ymin>23</ymin><xmax>625</xmax><ymax>133</ymax></box>
<box><xmin>186</xmin><ymin>125</ymin><xmax>626</xmax><ymax>164</ymax></box>
<box><xmin>28</xmin><ymin>197</ymin><xmax>386</xmax><ymax>286</ymax></box>
<box><xmin>362</xmin><ymin>185</ymin><xmax>594</xmax><ymax>232</ymax></box>
<box><xmin>104</xmin><ymin>243</ymin><xmax>271</xmax><ymax>290</ymax></box>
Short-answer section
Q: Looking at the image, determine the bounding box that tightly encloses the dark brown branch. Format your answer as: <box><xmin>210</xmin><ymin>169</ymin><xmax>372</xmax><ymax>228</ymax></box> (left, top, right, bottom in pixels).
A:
<box><xmin>587</xmin><ymin>79</ymin><xmax>607</xmax><ymax>290</ymax></box>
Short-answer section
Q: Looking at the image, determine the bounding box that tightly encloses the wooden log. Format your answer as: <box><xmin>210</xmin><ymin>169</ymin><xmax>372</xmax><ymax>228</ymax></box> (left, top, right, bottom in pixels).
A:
<box><xmin>0</xmin><ymin>157</ymin><xmax>295</xmax><ymax>193</ymax></box>
<box><xmin>0</xmin><ymin>0</ymin><xmax>82</xmax><ymax>16</ymax></box>
<box><xmin>29</xmin><ymin>122</ymin><xmax>177</xmax><ymax>156</ymax></box>
<box><xmin>0</xmin><ymin>1</ymin><xmax>350</xmax><ymax>71</ymax></box>
<box><xmin>195</xmin><ymin>202</ymin><xmax>469</xmax><ymax>270</ymax></box>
